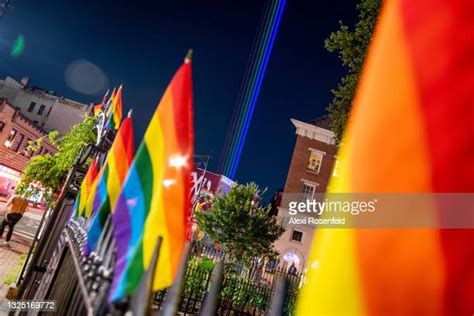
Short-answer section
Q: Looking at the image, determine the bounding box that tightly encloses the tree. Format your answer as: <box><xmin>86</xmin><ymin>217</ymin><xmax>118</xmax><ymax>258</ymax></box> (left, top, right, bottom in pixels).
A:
<box><xmin>196</xmin><ymin>183</ymin><xmax>285</xmax><ymax>264</ymax></box>
<box><xmin>18</xmin><ymin>116</ymin><xmax>97</xmax><ymax>205</ymax></box>
<box><xmin>325</xmin><ymin>0</ymin><xmax>381</xmax><ymax>141</ymax></box>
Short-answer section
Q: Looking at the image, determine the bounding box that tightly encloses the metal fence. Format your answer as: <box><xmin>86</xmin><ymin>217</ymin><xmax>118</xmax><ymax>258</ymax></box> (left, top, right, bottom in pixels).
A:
<box><xmin>16</xmin><ymin>199</ymin><xmax>301</xmax><ymax>315</ymax></box>
<box><xmin>152</xmin><ymin>244</ymin><xmax>302</xmax><ymax>315</ymax></box>
<box><xmin>14</xmin><ymin>129</ymin><xmax>299</xmax><ymax>315</ymax></box>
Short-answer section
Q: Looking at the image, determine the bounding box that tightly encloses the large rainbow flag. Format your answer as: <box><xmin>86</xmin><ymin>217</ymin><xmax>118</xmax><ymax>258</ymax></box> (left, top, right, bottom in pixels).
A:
<box><xmin>110</xmin><ymin>52</ymin><xmax>194</xmax><ymax>301</ymax></box>
<box><xmin>297</xmin><ymin>0</ymin><xmax>474</xmax><ymax>315</ymax></box>
<box><xmin>85</xmin><ymin>116</ymin><xmax>134</xmax><ymax>254</ymax></box>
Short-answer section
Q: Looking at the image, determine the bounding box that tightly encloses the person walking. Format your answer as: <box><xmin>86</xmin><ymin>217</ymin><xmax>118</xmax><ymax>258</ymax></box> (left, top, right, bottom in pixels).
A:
<box><xmin>0</xmin><ymin>187</ymin><xmax>28</xmax><ymax>246</ymax></box>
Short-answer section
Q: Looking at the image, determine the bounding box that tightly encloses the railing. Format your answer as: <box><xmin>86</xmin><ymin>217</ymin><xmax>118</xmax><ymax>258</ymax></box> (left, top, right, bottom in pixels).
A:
<box><xmin>15</xmin><ymin>126</ymin><xmax>298</xmax><ymax>315</ymax></box>
<box><xmin>152</xmin><ymin>243</ymin><xmax>302</xmax><ymax>315</ymax></box>
<box><xmin>18</xmin><ymin>207</ymin><xmax>301</xmax><ymax>315</ymax></box>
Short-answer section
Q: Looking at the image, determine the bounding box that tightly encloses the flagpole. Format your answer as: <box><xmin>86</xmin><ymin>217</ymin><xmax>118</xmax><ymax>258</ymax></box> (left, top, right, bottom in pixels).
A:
<box><xmin>185</xmin><ymin>49</ymin><xmax>193</xmax><ymax>63</ymax></box>
<box><xmin>268</xmin><ymin>275</ymin><xmax>289</xmax><ymax>316</ymax></box>
<box><xmin>192</xmin><ymin>154</ymin><xmax>211</xmax><ymax>214</ymax></box>
<box><xmin>199</xmin><ymin>261</ymin><xmax>224</xmax><ymax>315</ymax></box>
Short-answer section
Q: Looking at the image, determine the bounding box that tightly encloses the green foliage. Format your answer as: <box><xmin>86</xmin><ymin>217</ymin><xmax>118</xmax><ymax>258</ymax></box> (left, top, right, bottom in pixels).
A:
<box><xmin>180</xmin><ymin>255</ymin><xmax>300</xmax><ymax>314</ymax></box>
<box><xmin>219</xmin><ymin>274</ymin><xmax>298</xmax><ymax>313</ymax></box>
<box><xmin>45</xmin><ymin>116</ymin><xmax>97</xmax><ymax>171</ymax></box>
<box><xmin>183</xmin><ymin>256</ymin><xmax>216</xmax><ymax>297</ymax></box>
<box><xmin>196</xmin><ymin>183</ymin><xmax>285</xmax><ymax>264</ymax></box>
<box><xmin>198</xmin><ymin>256</ymin><xmax>216</xmax><ymax>270</ymax></box>
<box><xmin>220</xmin><ymin>275</ymin><xmax>270</xmax><ymax>310</ymax></box>
<box><xmin>19</xmin><ymin>116</ymin><xmax>97</xmax><ymax>204</ymax></box>
<box><xmin>325</xmin><ymin>0</ymin><xmax>381</xmax><ymax>141</ymax></box>
<box><xmin>23</xmin><ymin>138</ymin><xmax>43</xmax><ymax>157</ymax></box>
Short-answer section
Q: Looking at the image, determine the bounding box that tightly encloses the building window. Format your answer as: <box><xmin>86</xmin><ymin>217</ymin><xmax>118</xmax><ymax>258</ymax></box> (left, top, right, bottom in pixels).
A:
<box><xmin>291</xmin><ymin>230</ymin><xmax>303</xmax><ymax>242</ymax></box>
<box><xmin>46</xmin><ymin>106</ymin><xmax>52</xmax><ymax>117</ymax></box>
<box><xmin>38</xmin><ymin>104</ymin><xmax>46</xmax><ymax>115</ymax></box>
<box><xmin>307</xmin><ymin>149</ymin><xmax>323</xmax><ymax>173</ymax></box>
<box><xmin>11</xmin><ymin>133</ymin><xmax>24</xmax><ymax>152</ymax></box>
<box><xmin>4</xmin><ymin>129</ymin><xmax>17</xmax><ymax>148</ymax></box>
<box><xmin>0</xmin><ymin>122</ymin><xmax>4</xmax><ymax>132</ymax></box>
<box><xmin>302</xmin><ymin>183</ymin><xmax>315</xmax><ymax>201</ymax></box>
<box><xmin>27</xmin><ymin>102</ymin><xmax>36</xmax><ymax>112</ymax></box>
<box><xmin>33</xmin><ymin>120</ymin><xmax>38</xmax><ymax>124</ymax></box>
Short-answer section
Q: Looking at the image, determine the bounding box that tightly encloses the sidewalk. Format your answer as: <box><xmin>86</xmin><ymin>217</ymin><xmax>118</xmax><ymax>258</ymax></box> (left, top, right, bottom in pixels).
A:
<box><xmin>0</xmin><ymin>236</ymin><xmax>31</xmax><ymax>298</ymax></box>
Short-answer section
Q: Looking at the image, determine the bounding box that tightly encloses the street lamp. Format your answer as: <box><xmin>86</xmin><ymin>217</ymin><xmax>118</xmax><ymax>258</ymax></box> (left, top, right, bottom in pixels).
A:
<box><xmin>190</xmin><ymin>154</ymin><xmax>211</xmax><ymax>241</ymax></box>
<box><xmin>191</xmin><ymin>154</ymin><xmax>211</xmax><ymax>211</ymax></box>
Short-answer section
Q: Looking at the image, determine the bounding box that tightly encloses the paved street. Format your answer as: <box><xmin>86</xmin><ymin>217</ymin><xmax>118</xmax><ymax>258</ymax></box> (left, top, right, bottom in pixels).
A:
<box><xmin>0</xmin><ymin>202</ymin><xmax>43</xmax><ymax>243</ymax></box>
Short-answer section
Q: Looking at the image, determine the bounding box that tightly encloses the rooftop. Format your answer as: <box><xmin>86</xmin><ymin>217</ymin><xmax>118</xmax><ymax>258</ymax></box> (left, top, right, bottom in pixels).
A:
<box><xmin>0</xmin><ymin>76</ymin><xmax>87</xmax><ymax>108</ymax></box>
<box><xmin>308</xmin><ymin>115</ymin><xmax>332</xmax><ymax>130</ymax></box>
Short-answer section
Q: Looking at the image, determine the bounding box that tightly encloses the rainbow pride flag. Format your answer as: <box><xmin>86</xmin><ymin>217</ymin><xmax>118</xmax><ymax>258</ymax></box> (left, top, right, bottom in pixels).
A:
<box><xmin>82</xmin><ymin>91</ymin><xmax>122</xmax><ymax>219</ymax></box>
<box><xmin>110</xmin><ymin>52</ymin><xmax>194</xmax><ymax>301</ymax></box>
<box><xmin>93</xmin><ymin>104</ymin><xmax>102</xmax><ymax>117</ymax></box>
<box><xmin>297</xmin><ymin>0</ymin><xmax>474</xmax><ymax>315</ymax></box>
<box><xmin>106</xmin><ymin>85</ymin><xmax>123</xmax><ymax>130</ymax></box>
<box><xmin>73</xmin><ymin>157</ymin><xmax>100</xmax><ymax>218</ymax></box>
<box><xmin>92</xmin><ymin>91</ymin><xmax>109</xmax><ymax>117</ymax></box>
<box><xmin>83</xmin><ymin>167</ymin><xmax>103</xmax><ymax>219</ymax></box>
<box><xmin>103</xmin><ymin>88</ymin><xmax>116</xmax><ymax>113</ymax></box>
<box><xmin>85</xmin><ymin>116</ymin><xmax>134</xmax><ymax>254</ymax></box>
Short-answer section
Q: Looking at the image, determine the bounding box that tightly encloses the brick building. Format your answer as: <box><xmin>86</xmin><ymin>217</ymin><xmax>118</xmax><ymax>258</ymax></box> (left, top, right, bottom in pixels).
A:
<box><xmin>0</xmin><ymin>99</ymin><xmax>56</xmax><ymax>195</ymax></box>
<box><xmin>0</xmin><ymin>76</ymin><xmax>88</xmax><ymax>135</ymax></box>
<box><xmin>273</xmin><ymin>116</ymin><xmax>337</xmax><ymax>272</ymax></box>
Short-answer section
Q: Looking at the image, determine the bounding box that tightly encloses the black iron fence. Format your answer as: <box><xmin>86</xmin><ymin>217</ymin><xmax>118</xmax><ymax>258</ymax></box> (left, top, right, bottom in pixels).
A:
<box><xmin>152</xmin><ymin>243</ymin><xmax>302</xmax><ymax>315</ymax></box>
<box><xmin>17</xmin><ymin>206</ymin><xmax>302</xmax><ymax>315</ymax></box>
<box><xmin>13</xmin><ymin>130</ymin><xmax>299</xmax><ymax>315</ymax></box>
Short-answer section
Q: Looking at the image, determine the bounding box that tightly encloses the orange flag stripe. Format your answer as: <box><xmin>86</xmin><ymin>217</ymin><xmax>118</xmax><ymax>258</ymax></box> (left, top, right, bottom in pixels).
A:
<box><xmin>297</xmin><ymin>0</ymin><xmax>474</xmax><ymax>315</ymax></box>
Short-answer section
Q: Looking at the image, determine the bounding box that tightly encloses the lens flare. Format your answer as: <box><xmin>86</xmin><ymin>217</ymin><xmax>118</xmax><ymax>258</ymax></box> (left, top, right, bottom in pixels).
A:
<box><xmin>10</xmin><ymin>34</ymin><xmax>25</xmax><ymax>57</ymax></box>
<box><xmin>65</xmin><ymin>59</ymin><xmax>109</xmax><ymax>95</ymax></box>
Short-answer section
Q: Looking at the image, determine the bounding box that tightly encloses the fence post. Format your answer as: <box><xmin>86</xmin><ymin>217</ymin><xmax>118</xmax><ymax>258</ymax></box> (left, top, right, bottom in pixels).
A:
<box><xmin>129</xmin><ymin>237</ymin><xmax>163</xmax><ymax>316</ymax></box>
<box><xmin>17</xmin><ymin>143</ymin><xmax>91</xmax><ymax>300</ymax></box>
<box><xmin>267</xmin><ymin>274</ymin><xmax>289</xmax><ymax>316</ymax></box>
<box><xmin>199</xmin><ymin>261</ymin><xmax>224</xmax><ymax>316</ymax></box>
<box><xmin>159</xmin><ymin>242</ymin><xmax>192</xmax><ymax>316</ymax></box>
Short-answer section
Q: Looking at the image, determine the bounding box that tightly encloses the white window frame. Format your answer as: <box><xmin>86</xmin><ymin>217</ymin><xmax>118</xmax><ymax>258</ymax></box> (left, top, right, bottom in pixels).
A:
<box><xmin>290</xmin><ymin>228</ymin><xmax>304</xmax><ymax>243</ymax></box>
<box><xmin>301</xmin><ymin>182</ymin><xmax>316</xmax><ymax>201</ymax></box>
<box><xmin>307</xmin><ymin>148</ymin><xmax>325</xmax><ymax>174</ymax></box>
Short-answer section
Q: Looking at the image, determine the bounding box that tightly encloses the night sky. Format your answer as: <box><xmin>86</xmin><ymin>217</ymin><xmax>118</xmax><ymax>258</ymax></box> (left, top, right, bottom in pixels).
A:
<box><xmin>0</xmin><ymin>0</ymin><xmax>356</xmax><ymax>197</ymax></box>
